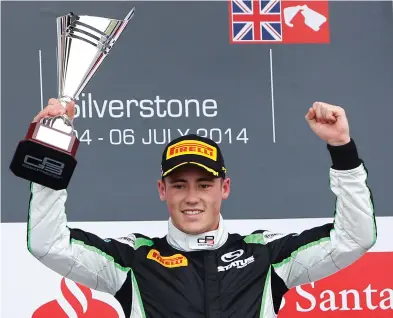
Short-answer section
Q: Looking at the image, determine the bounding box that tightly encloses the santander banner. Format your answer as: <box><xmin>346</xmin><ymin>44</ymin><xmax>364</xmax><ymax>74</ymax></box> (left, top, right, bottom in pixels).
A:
<box><xmin>27</xmin><ymin>253</ymin><xmax>393</xmax><ymax>318</ymax></box>
<box><xmin>1</xmin><ymin>217</ymin><xmax>392</xmax><ymax>317</ymax></box>
<box><xmin>32</xmin><ymin>278</ymin><xmax>119</xmax><ymax>318</ymax></box>
<box><xmin>278</xmin><ymin>252</ymin><xmax>393</xmax><ymax>317</ymax></box>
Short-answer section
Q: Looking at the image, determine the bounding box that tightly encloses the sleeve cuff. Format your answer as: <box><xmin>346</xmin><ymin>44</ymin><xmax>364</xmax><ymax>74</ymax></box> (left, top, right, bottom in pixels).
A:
<box><xmin>327</xmin><ymin>139</ymin><xmax>362</xmax><ymax>170</ymax></box>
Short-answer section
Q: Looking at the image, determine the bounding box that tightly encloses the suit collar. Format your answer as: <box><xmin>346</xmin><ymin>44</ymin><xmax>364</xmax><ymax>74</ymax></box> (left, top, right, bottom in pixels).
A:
<box><xmin>166</xmin><ymin>214</ymin><xmax>228</xmax><ymax>251</ymax></box>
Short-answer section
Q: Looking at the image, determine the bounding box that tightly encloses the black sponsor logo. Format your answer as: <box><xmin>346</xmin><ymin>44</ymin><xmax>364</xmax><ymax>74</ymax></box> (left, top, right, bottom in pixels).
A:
<box><xmin>118</xmin><ymin>236</ymin><xmax>134</xmax><ymax>243</ymax></box>
<box><xmin>116</xmin><ymin>235</ymin><xmax>136</xmax><ymax>246</ymax></box>
<box><xmin>264</xmin><ymin>232</ymin><xmax>283</xmax><ymax>239</ymax></box>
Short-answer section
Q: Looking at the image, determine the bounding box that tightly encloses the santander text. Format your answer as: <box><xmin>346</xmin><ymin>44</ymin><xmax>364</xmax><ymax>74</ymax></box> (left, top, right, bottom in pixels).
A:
<box><xmin>280</xmin><ymin>282</ymin><xmax>393</xmax><ymax>313</ymax></box>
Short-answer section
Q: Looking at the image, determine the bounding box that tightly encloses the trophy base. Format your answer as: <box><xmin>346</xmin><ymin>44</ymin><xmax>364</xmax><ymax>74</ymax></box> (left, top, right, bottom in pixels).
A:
<box><xmin>10</xmin><ymin>139</ymin><xmax>78</xmax><ymax>191</ymax></box>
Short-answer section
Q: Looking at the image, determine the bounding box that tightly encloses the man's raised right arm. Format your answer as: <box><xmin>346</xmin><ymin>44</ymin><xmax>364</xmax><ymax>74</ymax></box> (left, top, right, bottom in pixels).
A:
<box><xmin>27</xmin><ymin>98</ymin><xmax>135</xmax><ymax>295</ymax></box>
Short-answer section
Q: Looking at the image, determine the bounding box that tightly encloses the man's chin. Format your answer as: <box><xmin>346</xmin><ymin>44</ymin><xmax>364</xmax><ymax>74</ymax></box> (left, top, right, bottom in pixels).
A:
<box><xmin>178</xmin><ymin>222</ymin><xmax>210</xmax><ymax>235</ymax></box>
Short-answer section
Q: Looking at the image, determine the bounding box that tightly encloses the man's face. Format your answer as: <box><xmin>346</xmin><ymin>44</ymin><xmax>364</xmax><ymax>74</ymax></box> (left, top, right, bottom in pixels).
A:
<box><xmin>157</xmin><ymin>165</ymin><xmax>231</xmax><ymax>235</ymax></box>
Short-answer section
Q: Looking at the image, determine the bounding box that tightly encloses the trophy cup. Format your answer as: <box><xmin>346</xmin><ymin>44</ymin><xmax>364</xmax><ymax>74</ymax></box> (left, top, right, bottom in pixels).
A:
<box><xmin>10</xmin><ymin>9</ymin><xmax>135</xmax><ymax>190</ymax></box>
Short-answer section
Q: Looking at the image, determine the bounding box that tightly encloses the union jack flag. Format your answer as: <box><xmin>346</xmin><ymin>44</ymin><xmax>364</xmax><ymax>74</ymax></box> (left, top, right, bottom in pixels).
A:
<box><xmin>230</xmin><ymin>0</ymin><xmax>282</xmax><ymax>43</ymax></box>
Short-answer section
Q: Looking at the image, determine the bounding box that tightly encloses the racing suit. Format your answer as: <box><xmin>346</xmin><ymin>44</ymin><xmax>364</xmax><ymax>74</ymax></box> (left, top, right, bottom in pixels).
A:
<box><xmin>27</xmin><ymin>139</ymin><xmax>377</xmax><ymax>318</ymax></box>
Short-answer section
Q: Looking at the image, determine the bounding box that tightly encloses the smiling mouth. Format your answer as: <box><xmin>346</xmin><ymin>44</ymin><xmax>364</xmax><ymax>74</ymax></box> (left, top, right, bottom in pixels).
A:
<box><xmin>182</xmin><ymin>210</ymin><xmax>203</xmax><ymax>215</ymax></box>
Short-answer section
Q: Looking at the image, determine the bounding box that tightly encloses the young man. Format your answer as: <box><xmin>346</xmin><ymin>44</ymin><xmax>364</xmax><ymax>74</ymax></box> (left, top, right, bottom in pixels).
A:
<box><xmin>28</xmin><ymin>99</ymin><xmax>377</xmax><ymax>317</ymax></box>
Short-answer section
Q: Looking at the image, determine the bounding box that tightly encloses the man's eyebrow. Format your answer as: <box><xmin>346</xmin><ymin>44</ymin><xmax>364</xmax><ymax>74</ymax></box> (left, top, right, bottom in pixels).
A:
<box><xmin>167</xmin><ymin>178</ymin><xmax>187</xmax><ymax>184</ymax></box>
<box><xmin>167</xmin><ymin>177</ymin><xmax>215</xmax><ymax>183</ymax></box>
<box><xmin>197</xmin><ymin>177</ymin><xmax>215</xmax><ymax>182</ymax></box>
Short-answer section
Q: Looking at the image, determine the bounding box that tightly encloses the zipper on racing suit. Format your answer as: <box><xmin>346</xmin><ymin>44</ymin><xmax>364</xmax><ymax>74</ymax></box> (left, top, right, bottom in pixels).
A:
<box><xmin>204</xmin><ymin>251</ymin><xmax>221</xmax><ymax>317</ymax></box>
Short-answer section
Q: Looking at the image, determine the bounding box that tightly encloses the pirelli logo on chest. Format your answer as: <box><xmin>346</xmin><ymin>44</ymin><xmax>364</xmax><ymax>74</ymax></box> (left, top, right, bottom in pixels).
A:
<box><xmin>147</xmin><ymin>249</ymin><xmax>188</xmax><ymax>268</ymax></box>
<box><xmin>166</xmin><ymin>140</ymin><xmax>217</xmax><ymax>161</ymax></box>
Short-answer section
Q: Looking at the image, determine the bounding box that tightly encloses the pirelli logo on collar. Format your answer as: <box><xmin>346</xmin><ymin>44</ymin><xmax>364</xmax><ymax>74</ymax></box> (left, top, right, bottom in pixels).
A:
<box><xmin>147</xmin><ymin>249</ymin><xmax>188</xmax><ymax>268</ymax></box>
<box><xmin>166</xmin><ymin>140</ymin><xmax>217</xmax><ymax>161</ymax></box>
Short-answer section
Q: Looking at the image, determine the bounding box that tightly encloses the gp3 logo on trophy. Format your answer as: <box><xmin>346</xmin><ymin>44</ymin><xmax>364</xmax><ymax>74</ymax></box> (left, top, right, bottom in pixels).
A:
<box><xmin>23</xmin><ymin>155</ymin><xmax>64</xmax><ymax>177</ymax></box>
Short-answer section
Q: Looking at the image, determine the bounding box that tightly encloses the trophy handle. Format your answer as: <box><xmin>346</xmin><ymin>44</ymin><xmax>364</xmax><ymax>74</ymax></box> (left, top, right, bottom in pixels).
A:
<box><xmin>41</xmin><ymin>96</ymin><xmax>76</xmax><ymax>135</ymax></box>
<box><xmin>42</xmin><ymin>115</ymin><xmax>75</xmax><ymax>135</ymax></box>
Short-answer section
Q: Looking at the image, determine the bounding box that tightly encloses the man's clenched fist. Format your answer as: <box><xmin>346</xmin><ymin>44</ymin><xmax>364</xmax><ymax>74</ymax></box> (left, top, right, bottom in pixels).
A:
<box><xmin>305</xmin><ymin>102</ymin><xmax>350</xmax><ymax>146</ymax></box>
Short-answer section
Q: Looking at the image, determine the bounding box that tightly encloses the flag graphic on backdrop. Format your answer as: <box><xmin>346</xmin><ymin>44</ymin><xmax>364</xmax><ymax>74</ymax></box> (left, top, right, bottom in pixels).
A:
<box><xmin>228</xmin><ymin>0</ymin><xmax>330</xmax><ymax>44</ymax></box>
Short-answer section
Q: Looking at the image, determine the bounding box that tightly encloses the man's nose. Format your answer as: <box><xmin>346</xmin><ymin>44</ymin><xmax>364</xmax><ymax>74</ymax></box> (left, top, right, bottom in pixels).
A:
<box><xmin>185</xmin><ymin>189</ymin><xmax>199</xmax><ymax>205</ymax></box>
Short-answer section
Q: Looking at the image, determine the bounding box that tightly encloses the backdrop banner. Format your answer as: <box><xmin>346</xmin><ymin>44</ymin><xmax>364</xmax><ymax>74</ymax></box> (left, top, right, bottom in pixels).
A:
<box><xmin>2</xmin><ymin>1</ymin><xmax>393</xmax><ymax>318</ymax></box>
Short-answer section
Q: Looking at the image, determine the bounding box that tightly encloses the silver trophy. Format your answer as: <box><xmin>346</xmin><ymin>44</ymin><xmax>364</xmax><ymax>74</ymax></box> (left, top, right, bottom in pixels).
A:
<box><xmin>10</xmin><ymin>9</ymin><xmax>135</xmax><ymax>190</ymax></box>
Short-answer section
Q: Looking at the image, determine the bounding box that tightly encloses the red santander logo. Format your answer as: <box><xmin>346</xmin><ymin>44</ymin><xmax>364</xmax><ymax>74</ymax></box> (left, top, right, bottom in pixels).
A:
<box><xmin>32</xmin><ymin>278</ymin><xmax>119</xmax><ymax>317</ymax></box>
<box><xmin>278</xmin><ymin>252</ymin><xmax>393</xmax><ymax>317</ymax></box>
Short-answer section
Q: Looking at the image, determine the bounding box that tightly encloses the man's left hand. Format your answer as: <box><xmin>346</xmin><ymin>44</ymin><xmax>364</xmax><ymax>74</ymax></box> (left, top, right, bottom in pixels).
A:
<box><xmin>305</xmin><ymin>102</ymin><xmax>351</xmax><ymax>146</ymax></box>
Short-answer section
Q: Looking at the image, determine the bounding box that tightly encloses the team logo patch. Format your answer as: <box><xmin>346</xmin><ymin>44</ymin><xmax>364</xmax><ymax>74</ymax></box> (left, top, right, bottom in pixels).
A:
<box><xmin>166</xmin><ymin>140</ymin><xmax>217</xmax><ymax>161</ymax></box>
<box><xmin>147</xmin><ymin>249</ymin><xmax>188</xmax><ymax>268</ymax></box>
<box><xmin>221</xmin><ymin>249</ymin><xmax>244</xmax><ymax>262</ymax></box>
<box><xmin>218</xmin><ymin>249</ymin><xmax>255</xmax><ymax>272</ymax></box>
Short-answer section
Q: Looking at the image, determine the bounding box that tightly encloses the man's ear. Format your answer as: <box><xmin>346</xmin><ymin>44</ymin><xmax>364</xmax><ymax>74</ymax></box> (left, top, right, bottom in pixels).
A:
<box><xmin>157</xmin><ymin>179</ymin><xmax>166</xmax><ymax>201</ymax></box>
<box><xmin>221</xmin><ymin>177</ymin><xmax>231</xmax><ymax>200</ymax></box>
